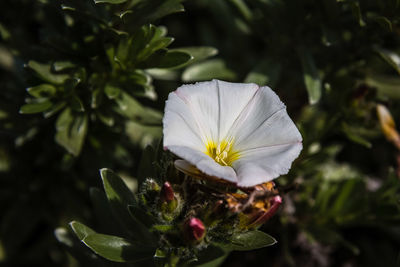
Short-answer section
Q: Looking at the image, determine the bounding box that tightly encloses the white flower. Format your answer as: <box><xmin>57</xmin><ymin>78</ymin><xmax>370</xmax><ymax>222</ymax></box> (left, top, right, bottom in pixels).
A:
<box><xmin>163</xmin><ymin>79</ymin><xmax>302</xmax><ymax>187</ymax></box>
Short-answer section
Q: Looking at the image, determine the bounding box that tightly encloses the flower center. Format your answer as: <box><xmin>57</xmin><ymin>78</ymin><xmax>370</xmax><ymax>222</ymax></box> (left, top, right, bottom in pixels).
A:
<box><xmin>205</xmin><ymin>139</ymin><xmax>240</xmax><ymax>166</ymax></box>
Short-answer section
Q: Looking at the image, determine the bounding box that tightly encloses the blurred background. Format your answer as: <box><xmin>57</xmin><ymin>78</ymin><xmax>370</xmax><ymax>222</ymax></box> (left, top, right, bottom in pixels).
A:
<box><xmin>0</xmin><ymin>0</ymin><xmax>400</xmax><ymax>266</ymax></box>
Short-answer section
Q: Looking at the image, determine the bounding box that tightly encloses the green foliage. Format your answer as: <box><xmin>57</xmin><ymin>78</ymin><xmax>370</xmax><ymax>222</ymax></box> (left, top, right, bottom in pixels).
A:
<box><xmin>17</xmin><ymin>0</ymin><xmax>217</xmax><ymax>156</ymax></box>
<box><xmin>2</xmin><ymin>0</ymin><xmax>400</xmax><ymax>266</ymax></box>
<box><xmin>65</xmin><ymin>157</ymin><xmax>278</xmax><ymax>266</ymax></box>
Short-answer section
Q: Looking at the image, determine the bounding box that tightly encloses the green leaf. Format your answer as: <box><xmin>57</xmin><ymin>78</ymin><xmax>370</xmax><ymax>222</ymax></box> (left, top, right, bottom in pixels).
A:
<box><xmin>137</xmin><ymin>35</ymin><xmax>174</xmax><ymax>63</ymax></box>
<box><xmin>44</xmin><ymin>102</ymin><xmax>66</xmax><ymax>118</ymax></box>
<box><xmin>82</xmin><ymin>233</ymin><xmax>154</xmax><ymax>262</ymax></box>
<box><xmin>370</xmin><ymin>16</ymin><xmax>393</xmax><ymax>32</ymax></box>
<box><xmin>193</xmin><ymin>246</ymin><xmax>228</xmax><ymax>266</ymax></box>
<box><xmin>104</xmin><ymin>84</ymin><xmax>121</xmax><ymax>99</ymax></box>
<box><xmin>52</xmin><ymin>61</ymin><xmax>76</xmax><ymax>72</ymax></box>
<box><xmin>144</xmin><ymin>50</ymin><xmax>192</xmax><ymax>69</ymax></box>
<box><xmin>69</xmin><ymin>221</ymin><xmax>96</xmax><ymax>241</ymax></box>
<box><xmin>27</xmin><ymin>84</ymin><xmax>57</xmax><ymax>98</ymax></box>
<box><xmin>341</xmin><ymin>123</ymin><xmax>372</xmax><ymax>148</ymax></box>
<box><xmin>100</xmin><ymin>168</ymin><xmax>156</xmax><ymax>241</ymax></box>
<box><xmin>350</xmin><ymin>1</ymin><xmax>366</xmax><ymax>27</ymax></box>
<box><xmin>125</xmin><ymin>120</ymin><xmax>162</xmax><ymax>149</ymax></box>
<box><xmin>114</xmin><ymin>91</ymin><xmax>162</xmax><ymax>125</ymax></box>
<box><xmin>100</xmin><ymin>168</ymin><xmax>136</xmax><ymax>210</ymax></box>
<box><xmin>151</xmin><ymin>224</ymin><xmax>174</xmax><ymax>232</ymax></box>
<box><xmin>376</xmin><ymin>48</ymin><xmax>400</xmax><ymax>75</ymax></box>
<box><xmin>172</xmin><ymin>46</ymin><xmax>218</xmax><ymax>65</ymax></box>
<box><xmin>19</xmin><ymin>100</ymin><xmax>53</xmax><ymax>114</ymax></box>
<box><xmin>127</xmin><ymin>0</ymin><xmax>184</xmax><ymax>26</ymax></box>
<box><xmin>182</xmin><ymin>59</ymin><xmax>236</xmax><ymax>82</ymax></box>
<box><xmin>89</xmin><ymin>188</ymin><xmax>120</xmax><ymax>234</ymax></box>
<box><xmin>70</xmin><ymin>95</ymin><xmax>85</xmax><ymax>112</ymax></box>
<box><xmin>227</xmin><ymin>230</ymin><xmax>276</xmax><ymax>251</ymax></box>
<box><xmin>27</xmin><ymin>61</ymin><xmax>69</xmax><ymax>85</ymax></box>
<box><xmin>94</xmin><ymin>0</ymin><xmax>127</xmax><ymax>4</ymax></box>
<box><xmin>55</xmin><ymin>108</ymin><xmax>88</xmax><ymax>156</ymax></box>
<box><xmin>244</xmin><ymin>58</ymin><xmax>282</xmax><ymax>87</ymax></box>
<box><xmin>299</xmin><ymin>49</ymin><xmax>322</xmax><ymax>104</ymax></box>
<box><xmin>365</xmin><ymin>73</ymin><xmax>400</xmax><ymax>99</ymax></box>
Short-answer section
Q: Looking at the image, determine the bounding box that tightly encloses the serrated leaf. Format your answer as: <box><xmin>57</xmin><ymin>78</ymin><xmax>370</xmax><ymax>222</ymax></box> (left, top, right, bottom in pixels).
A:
<box><xmin>27</xmin><ymin>61</ymin><xmax>69</xmax><ymax>85</ymax></box>
<box><xmin>82</xmin><ymin>233</ymin><xmax>154</xmax><ymax>262</ymax></box>
<box><xmin>299</xmin><ymin>49</ymin><xmax>322</xmax><ymax>104</ymax></box>
<box><xmin>227</xmin><ymin>230</ymin><xmax>276</xmax><ymax>251</ymax></box>
<box><xmin>55</xmin><ymin>108</ymin><xmax>88</xmax><ymax>156</ymax></box>
<box><xmin>27</xmin><ymin>84</ymin><xmax>57</xmax><ymax>98</ymax></box>
<box><xmin>20</xmin><ymin>100</ymin><xmax>53</xmax><ymax>114</ymax></box>
<box><xmin>69</xmin><ymin>221</ymin><xmax>96</xmax><ymax>241</ymax></box>
<box><xmin>182</xmin><ymin>59</ymin><xmax>236</xmax><ymax>82</ymax></box>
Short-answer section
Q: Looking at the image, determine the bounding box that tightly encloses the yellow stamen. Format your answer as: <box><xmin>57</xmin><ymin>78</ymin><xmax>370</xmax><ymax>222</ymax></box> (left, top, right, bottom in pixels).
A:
<box><xmin>205</xmin><ymin>139</ymin><xmax>240</xmax><ymax>166</ymax></box>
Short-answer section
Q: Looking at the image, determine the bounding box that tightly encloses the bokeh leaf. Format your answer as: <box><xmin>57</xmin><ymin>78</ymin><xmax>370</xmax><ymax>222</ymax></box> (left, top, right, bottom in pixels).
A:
<box><xmin>27</xmin><ymin>84</ymin><xmax>57</xmax><ymax>98</ymax></box>
<box><xmin>94</xmin><ymin>0</ymin><xmax>127</xmax><ymax>4</ymax></box>
<box><xmin>299</xmin><ymin>49</ymin><xmax>322</xmax><ymax>104</ymax></box>
<box><xmin>55</xmin><ymin>108</ymin><xmax>88</xmax><ymax>156</ymax></box>
<box><xmin>227</xmin><ymin>231</ymin><xmax>277</xmax><ymax>251</ymax></box>
<box><xmin>376</xmin><ymin>48</ymin><xmax>400</xmax><ymax>74</ymax></box>
<box><xmin>27</xmin><ymin>61</ymin><xmax>69</xmax><ymax>85</ymax></box>
<box><xmin>182</xmin><ymin>59</ymin><xmax>236</xmax><ymax>82</ymax></box>
<box><xmin>19</xmin><ymin>100</ymin><xmax>53</xmax><ymax>114</ymax></box>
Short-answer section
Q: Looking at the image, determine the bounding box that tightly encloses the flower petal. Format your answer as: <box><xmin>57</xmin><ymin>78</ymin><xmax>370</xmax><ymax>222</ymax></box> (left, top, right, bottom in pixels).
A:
<box><xmin>168</xmin><ymin>145</ymin><xmax>237</xmax><ymax>183</ymax></box>
<box><xmin>214</xmin><ymin>80</ymin><xmax>259</xmax><ymax>142</ymax></box>
<box><xmin>226</xmin><ymin>86</ymin><xmax>296</xmax><ymax>150</ymax></box>
<box><xmin>233</xmin><ymin>142</ymin><xmax>302</xmax><ymax>187</ymax></box>
<box><xmin>163</xmin><ymin>90</ymin><xmax>205</xmax><ymax>151</ymax></box>
<box><xmin>172</xmin><ymin>81</ymin><xmax>220</xmax><ymax>142</ymax></box>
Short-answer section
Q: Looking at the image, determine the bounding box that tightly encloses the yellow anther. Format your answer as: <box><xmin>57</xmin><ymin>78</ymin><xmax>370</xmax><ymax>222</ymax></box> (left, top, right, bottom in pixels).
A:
<box><xmin>205</xmin><ymin>139</ymin><xmax>240</xmax><ymax>166</ymax></box>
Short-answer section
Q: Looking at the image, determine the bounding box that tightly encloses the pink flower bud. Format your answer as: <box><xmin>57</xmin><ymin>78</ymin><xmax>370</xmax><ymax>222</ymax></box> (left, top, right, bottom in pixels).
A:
<box><xmin>251</xmin><ymin>195</ymin><xmax>282</xmax><ymax>226</ymax></box>
<box><xmin>184</xmin><ymin>217</ymin><xmax>206</xmax><ymax>242</ymax></box>
<box><xmin>160</xmin><ymin>181</ymin><xmax>174</xmax><ymax>202</ymax></box>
